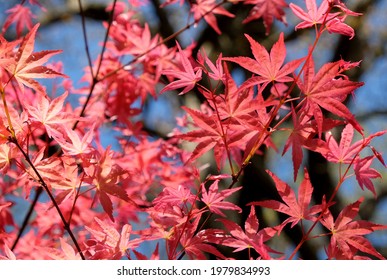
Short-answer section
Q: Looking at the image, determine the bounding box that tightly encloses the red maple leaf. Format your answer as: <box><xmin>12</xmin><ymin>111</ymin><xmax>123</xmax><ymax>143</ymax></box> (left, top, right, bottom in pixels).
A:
<box><xmin>326</xmin><ymin>17</ymin><xmax>355</xmax><ymax>39</ymax></box>
<box><xmin>289</xmin><ymin>0</ymin><xmax>339</xmax><ymax>30</ymax></box>
<box><xmin>176</xmin><ymin>214</ymin><xmax>227</xmax><ymax>259</ymax></box>
<box><xmin>297</xmin><ymin>57</ymin><xmax>364</xmax><ymax>135</ymax></box>
<box><xmin>290</xmin><ymin>0</ymin><xmax>361</xmax><ymax>38</ymax></box>
<box><xmin>190</xmin><ymin>0</ymin><xmax>235</xmax><ymax>35</ymax></box>
<box><xmin>201</xmin><ymin>180</ymin><xmax>242</xmax><ymax>217</ymax></box>
<box><xmin>212</xmin><ymin>64</ymin><xmax>273</xmax><ymax>128</ymax></box>
<box><xmin>85</xmin><ymin>148</ymin><xmax>129</xmax><ymax>221</ymax></box>
<box><xmin>249</xmin><ymin>169</ymin><xmax>322</xmax><ymax>233</ymax></box>
<box><xmin>323</xmin><ymin>124</ymin><xmax>386</xmax><ymax>164</ymax></box>
<box><xmin>160</xmin><ymin>42</ymin><xmax>202</xmax><ymax>95</ymax></box>
<box><xmin>25</xmin><ymin>91</ymin><xmax>75</xmax><ymax>139</ymax></box>
<box><xmin>223</xmin><ymin>33</ymin><xmax>304</xmax><ymax>93</ymax></box>
<box><xmin>2</xmin><ymin>4</ymin><xmax>35</xmax><ymax>37</ymax></box>
<box><xmin>4</xmin><ymin>23</ymin><xmax>66</xmax><ymax>93</ymax></box>
<box><xmin>0</xmin><ymin>244</ymin><xmax>16</xmax><ymax>260</ymax></box>
<box><xmin>282</xmin><ymin>107</ymin><xmax>340</xmax><ymax>181</ymax></box>
<box><xmin>56</xmin><ymin>126</ymin><xmax>95</xmax><ymax>156</ymax></box>
<box><xmin>85</xmin><ymin>217</ymin><xmax>141</xmax><ymax>259</ymax></box>
<box><xmin>283</xmin><ymin>108</ymin><xmax>316</xmax><ymax>181</ymax></box>
<box><xmin>354</xmin><ymin>156</ymin><xmax>382</xmax><ymax>197</ymax></box>
<box><xmin>205</xmin><ymin>65</ymin><xmax>277</xmax><ymax>153</ymax></box>
<box><xmin>243</xmin><ymin>0</ymin><xmax>288</xmax><ymax>35</ymax></box>
<box><xmin>197</xmin><ymin>50</ymin><xmax>224</xmax><ymax>81</ymax></box>
<box><xmin>212</xmin><ymin>206</ymin><xmax>279</xmax><ymax>259</ymax></box>
<box><xmin>321</xmin><ymin>197</ymin><xmax>387</xmax><ymax>259</ymax></box>
<box><xmin>44</xmin><ymin>238</ymin><xmax>82</xmax><ymax>260</ymax></box>
<box><xmin>21</xmin><ymin>147</ymin><xmax>63</xmax><ymax>197</ymax></box>
<box><xmin>178</xmin><ymin>106</ymin><xmax>246</xmax><ymax>168</ymax></box>
<box><xmin>132</xmin><ymin>243</ymin><xmax>160</xmax><ymax>260</ymax></box>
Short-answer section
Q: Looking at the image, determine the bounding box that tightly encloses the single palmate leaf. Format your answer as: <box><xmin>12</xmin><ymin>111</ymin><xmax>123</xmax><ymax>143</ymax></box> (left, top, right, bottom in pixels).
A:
<box><xmin>215</xmin><ymin>206</ymin><xmax>279</xmax><ymax>259</ymax></box>
<box><xmin>243</xmin><ymin>0</ymin><xmax>288</xmax><ymax>35</ymax></box>
<box><xmin>160</xmin><ymin>42</ymin><xmax>202</xmax><ymax>95</ymax></box>
<box><xmin>179</xmin><ymin>106</ymin><xmax>246</xmax><ymax>168</ymax></box>
<box><xmin>290</xmin><ymin>0</ymin><xmax>361</xmax><ymax>38</ymax></box>
<box><xmin>323</xmin><ymin>123</ymin><xmax>386</xmax><ymax>164</ymax></box>
<box><xmin>178</xmin><ymin>215</ymin><xmax>227</xmax><ymax>260</ymax></box>
<box><xmin>2</xmin><ymin>4</ymin><xmax>35</xmax><ymax>37</ymax></box>
<box><xmin>298</xmin><ymin>57</ymin><xmax>364</xmax><ymax>135</ymax></box>
<box><xmin>223</xmin><ymin>33</ymin><xmax>303</xmax><ymax>93</ymax></box>
<box><xmin>354</xmin><ymin>156</ymin><xmax>382</xmax><ymax>197</ymax></box>
<box><xmin>289</xmin><ymin>0</ymin><xmax>338</xmax><ymax>30</ymax></box>
<box><xmin>249</xmin><ymin>169</ymin><xmax>322</xmax><ymax>233</ymax></box>
<box><xmin>85</xmin><ymin>217</ymin><xmax>141</xmax><ymax>259</ymax></box>
<box><xmin>25</xmin><ymin>91</ymin><xmax>75</xmax><ymax>139</ymax></box>
<box><xmin>190</xmin><ymin>0</ymin><xmax>235</xmax><ymax>35</ymax></box>
<box><xmin>201</xmin><ymin>180</ymin><xmax>242</xmax><ymax>217</ymax></box>
<box><xmin>321</xmin><ymin>197</ymin><xmax>387</xmax><ymax>259</ymax></box>
<box><xmin>4</xmin><ymin>23</ymin><xmax>66</xmax><ymax>93</ymax></box>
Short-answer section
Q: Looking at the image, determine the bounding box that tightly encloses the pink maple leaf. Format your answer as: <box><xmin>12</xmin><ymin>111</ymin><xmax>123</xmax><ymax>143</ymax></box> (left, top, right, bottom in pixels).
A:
<box><xmin>56</xmin><ymin>126</ymin><xmax>95</xmax><ymax>156</ymax></box>
<box><xmin>132</xmin><ymin>244</ymin><xmax>160</xmax><ymax>260</ymax></box>
<box><xmin>20</xmin><ymin>147</ymin><xmax>63</xmax><ymax>197</ymax></box>
<box><xmin>44</xmin><ymin>238</ymin><xmax>82</xmax><ymax>260</ymax></box>
<box><xmin>0</xmin><ymin>244</ymin><xmax>16</xmax><ymax>260</ymax></box>
<box><xmin>25</xmin><ymin>91</ymin><xmax>75</xmax><ymax>139</ymax></box>
<box><xmin>153</xmin><ymin>184</ymin><xmax>196</xmax><ymax>211</ymax></box>
<box><xmin>0</xmin><ymin>35</ymin><xmax>20</xmax><ymax>69</ymax></box>
<box><xmin>223</xmin><ymin>33</ymin><xmax>304</xmax><ymax>92</ymax></box>
<box><xmin>201</xmin><ymin>180</ymin><xmax>242</xmax><ymax>217</ymax></box>
<box><xmin>160</xmin><ymin>42</ymin><xmax>202</xmax><ymax>95</ymax></box>
<box><xmin>249</xmin><ymin>169</ymin><xmax>322</xmax><ymax>233</ymax></box>
<box><xmin>191</xmin><ymin>0</ymin><xmax>235</xmax><ymax>35</ymax></box>
<box><xmin>197</xmin><ymin>50</ymin><xmax>224</xmax><ymax>81</ymax></box>
<box><xmin>176</xmin><ymin>215</ymin><xmax>227</xmax><ymax>259</ymax></box>
<box><xmin>50</xmin><ymin>157</ymin><xmax>83</xmax><ymax>205</ymax></box>
<box><xmin>0</xmin><ymin>143</ymin><xmax>14</xmax><ymax>172</ymax></box>
<box><xmin>289</xmin><ymin>0</ymin><xmax>338</xmax><ymax>30</ymax></box>
<box><xmin>326</xmin><ymin>17</ymin><xmax>355</xmax><ymax>39</ymax></box>
<box><xmin>125</xmin><ymin>23</ymin><xmax>159</xmax><ymax>56</ymax></box>
<box><xmin>290</xmin><ymin>0</ymin><xmax>361</xmax><ymax>38</ymax></box>
<box><xmin>243</xmin><ymin>0</ymin><xmax>288</xmax><ymax>35</ymax></box>
<box><xmin>297</xmin><ymin>58</ymin><xmax>364</xmax><ymax>135</ymax></box>
<box><xmin>2</xmin><ymin>4</ymin><xmax>35</xmax><ymax>37</ymax></box>
<box><xmin>354</xmin><ymin>156</ymin><xmax>382</xmax><ymax>197</ymax></box>
<box><xmin>282</xmin><ymin>108</ymin><xmax>335</xmax><ymax>181</ymax></box>
<box><xmin>321</xmin><ymin>197</ymin><xmax>387</xmax><ymax>260</ymax></box>
<box><xmin>323</xmin><ymin>124</ymin><xmax>386</xmax><ymax>164</ymax></box>
<box><xmin>178</xmin><ymin>106</ymin><xmax>246</xmax><ymax>168</ymax></box>
<box><xmin>213</xmin><ymin>206</ymin><xmax>279</xmax><ymax>259</ymax></box>
<box><xmin>85</xmin><ymin>217</ymin><xmax>141</xmax><ymax>259</ymax></box>
<box><xmin>4</xmin><ymin>24</ymin><xmax>67</xmax><ymax>93</ymax></box>
<box><xmin>85</xmin><ymin>148</ymin><xmax>129</xmax><ymax>222</ymax></box>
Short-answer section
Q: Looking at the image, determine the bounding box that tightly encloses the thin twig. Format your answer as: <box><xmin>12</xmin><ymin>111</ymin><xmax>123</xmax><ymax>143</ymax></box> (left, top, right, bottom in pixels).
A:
<box><xmin>11</xmin><ymin>187</ymin><xmax>43</xmax><ymax>250</ymax></box>
<box><xmin>73</xmin><ymin>0</ymin><xmax>118</xmax><ymax>129</ymax></box>
<box><xmin>77</xmin><ymin>0</ymin><xmax>94</xmax><ymax>78</ymax></box>
<box><xmin>9</xmin><ymin>137</ymin><xmax>86</xmax><ymax>259</ymax></box>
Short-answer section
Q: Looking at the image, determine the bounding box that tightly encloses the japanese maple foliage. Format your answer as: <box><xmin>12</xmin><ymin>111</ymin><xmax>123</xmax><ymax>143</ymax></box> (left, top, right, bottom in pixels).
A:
<box><xmin>0</xmin><ymin>0</ymin><xmax>386</xmax><ymax>260</ymax></box>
